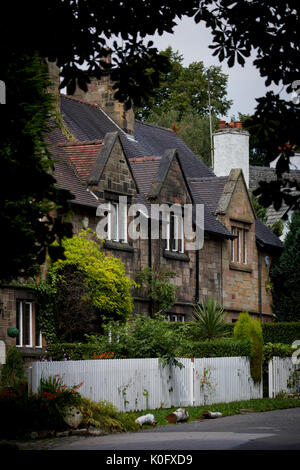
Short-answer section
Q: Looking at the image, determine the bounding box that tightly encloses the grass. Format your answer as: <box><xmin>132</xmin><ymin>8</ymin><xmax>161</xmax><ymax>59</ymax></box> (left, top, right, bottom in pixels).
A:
<box><xmin>127</xmin><ymin>397</ymin><xmax>300</xmax><ymax>429</ymax></box>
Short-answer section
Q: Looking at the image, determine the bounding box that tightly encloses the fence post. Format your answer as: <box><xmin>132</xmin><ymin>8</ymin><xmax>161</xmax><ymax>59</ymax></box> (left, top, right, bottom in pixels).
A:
<box><xmin>190</xmin><ymin>357</ymin><xmax>195</xmax><ymax>406</ymax></box>
<box><xmin>268</xmin><ymin>358</ymin><xmax>273</xmax><ymax>398</ymax></box>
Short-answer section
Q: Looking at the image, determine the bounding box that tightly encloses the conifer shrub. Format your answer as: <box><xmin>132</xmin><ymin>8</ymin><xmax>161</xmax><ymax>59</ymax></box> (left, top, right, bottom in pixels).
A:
<box><xmin>234</xmin><ymin>312</ymin><xmax>263</xmax><ymax>383</ymax></box>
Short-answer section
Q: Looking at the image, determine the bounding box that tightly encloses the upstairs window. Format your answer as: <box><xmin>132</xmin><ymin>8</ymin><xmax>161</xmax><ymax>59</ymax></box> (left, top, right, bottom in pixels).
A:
<box><xmin>231</xmin><ymin>227</ymin><xmax>248</xmax><ymax>264</ymax></box>
<box><xmin>165</xmin><ymin>212</ymin><xmax>184</xmax><ymax>253</ymax></box>
<box><xmin>107</xmin><ymin>201</ymin><xmax>127</xmax><ymax>243</ymax></box>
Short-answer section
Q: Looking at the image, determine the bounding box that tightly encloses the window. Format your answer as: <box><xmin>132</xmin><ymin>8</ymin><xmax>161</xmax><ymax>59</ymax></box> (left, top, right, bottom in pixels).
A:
<box><xmin>166</xmin><ymin>212</ymin><xmax>184</xmax><ymax>253</ymax></box>
<box><xmin>231</xmin><ymin>226</ymin><xmax>248</xmax><ymax>264</ymax></box>
<box><xmin>107</xmin><ymin>201</ymin><xmax>127</xmax><ymax>243</ymax></box>
<box><xmin>16</xmin><ymin>301</ymin><xmax>41</xmax><ymax>348</ymax></box>
<box><xmin>167</xmin><ymin>314</ymin><xmax>185</xmax><ymax>323</ymax></box>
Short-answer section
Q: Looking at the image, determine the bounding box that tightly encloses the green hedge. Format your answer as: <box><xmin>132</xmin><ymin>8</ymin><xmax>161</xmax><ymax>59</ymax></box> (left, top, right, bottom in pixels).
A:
<box><xmin>44</xmin><ymin>339</ymin><xmax>251</xmax><ymax>361</ymax></box>
<box><xmin>176</xmin><ymin>339</ymin><xmax>251</xmax><ymax>358</ymax></box>
<box><xmin>179</xmin><ymin>321</ymin><xmax>300</xmax><ymax>345</ymax></box>
<box><xmin>262</xmin><ymin>322</ymin><xmax>300</xmax><ymax>344</ymax></box>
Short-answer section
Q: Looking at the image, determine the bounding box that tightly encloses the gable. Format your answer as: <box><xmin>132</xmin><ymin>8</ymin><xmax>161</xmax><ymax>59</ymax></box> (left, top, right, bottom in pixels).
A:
<box><xmin>217</xmin><ymin>169</ymin><xmax>255</xmax><ymax>223</ymax></box>
<box><xmin>88</xmin><ymin>132</ymin><xmax>138</xmax><ymax>196</ymax></box>
<box><xmin>149</xmin><ymin>149</ymin><xmax>193</xmax><ymax>205</ymax></box>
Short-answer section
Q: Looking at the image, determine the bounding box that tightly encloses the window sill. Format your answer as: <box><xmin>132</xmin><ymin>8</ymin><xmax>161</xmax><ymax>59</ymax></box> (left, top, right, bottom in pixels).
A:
<box><xmin>230</xmin><ymin>262</ymin><xmax>252</xmax><ymax>273</ymax></box>
<box><xmin>104</xmin><ymin>240</ymin><xmax>134</xmax><ymax>253</ymax></box>
<box><xmin>163</xmin><ymin>250</ymin><xmax>190</xmax><ymax>262</ymax></box>
<box><xmin>18</xmin><ymin>347</ymin><xmax>46</xmax><ymax>357</ymax></box>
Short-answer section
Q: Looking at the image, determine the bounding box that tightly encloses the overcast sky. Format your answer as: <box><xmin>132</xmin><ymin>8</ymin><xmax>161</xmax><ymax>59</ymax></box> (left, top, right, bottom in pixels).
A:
<box><xmin>146</xmin><ymin>17</ymin><xmax>291</xmax><ymax>120</ymax></box>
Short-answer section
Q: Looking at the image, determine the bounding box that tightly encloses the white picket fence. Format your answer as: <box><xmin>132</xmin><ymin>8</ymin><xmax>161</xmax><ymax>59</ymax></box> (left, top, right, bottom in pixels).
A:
<box><xmin>29</xmin><ymin>356</ymin><xmax>262</xmax><ymax>412</ymax></box>
<box><xmin>268</xmin><ymin>356</ymin><xmax>300</xmax><ymax>398</ymax></box>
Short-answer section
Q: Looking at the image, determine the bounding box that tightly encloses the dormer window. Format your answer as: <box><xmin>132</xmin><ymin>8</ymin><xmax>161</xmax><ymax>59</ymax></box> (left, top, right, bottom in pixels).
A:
<box><xmin>231</xmin><ymin>226</ymin><xmax>248</xmax><ymax>264</ymax></box>
<box><xmin>107</xmin><ymin>201</ymin><xmax>127</xmax><ymax>243</ymax></box>
<box><xmin>166</xmin><ymin>211</ymin><xmax>184</xmax><ymax>253</ymax></box>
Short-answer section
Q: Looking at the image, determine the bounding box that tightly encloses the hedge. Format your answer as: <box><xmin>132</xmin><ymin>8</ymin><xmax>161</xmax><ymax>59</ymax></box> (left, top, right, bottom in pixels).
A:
<box><xmin>181</xmin><ymin>321</ymin><xmax>300</xmax><ymax>345</ymax></box>
<box><xmin>176</xmin><ymin>339</ymin><xmax>251</xmax><ymax>358</ymax></box>
<box><xmin>261</xmin><ymin>322</ymin><xmax>300</xmax><ymax>344</ymax></box>
<box><xmin>44</xmin><ymin>339</ymin><xmax>251</xmax><ymax>361</ymax></box>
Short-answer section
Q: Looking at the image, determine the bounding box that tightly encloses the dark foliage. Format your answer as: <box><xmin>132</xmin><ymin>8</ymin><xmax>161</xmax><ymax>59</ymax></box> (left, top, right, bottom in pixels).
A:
<box><xmin>54</xmin><ymin>265</ymin><xmax>102</xmax><ymax>342</ymax></box>
<box><xmin>270</xmin><ymin>210</ymin><xmax>300</xmax><ymax>321</ymax></box>
<box><xmin>0</xmin><ymin>53</ymin><xmax>73</xmax><ymax>281</ymax></box>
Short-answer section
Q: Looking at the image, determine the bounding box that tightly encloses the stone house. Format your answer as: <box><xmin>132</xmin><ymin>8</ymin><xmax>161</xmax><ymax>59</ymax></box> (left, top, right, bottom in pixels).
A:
<box><xmin>0</xmin><ymin>67</ymin><xmax>283</xmax><ymax>365</ymax></box>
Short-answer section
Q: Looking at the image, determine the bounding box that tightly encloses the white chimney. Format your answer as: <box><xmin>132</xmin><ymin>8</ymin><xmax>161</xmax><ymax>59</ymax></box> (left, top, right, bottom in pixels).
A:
<box><xmin>213</xmin><ymin>121</ymin><xmax>250</xmax><ymax>187</ymax></box>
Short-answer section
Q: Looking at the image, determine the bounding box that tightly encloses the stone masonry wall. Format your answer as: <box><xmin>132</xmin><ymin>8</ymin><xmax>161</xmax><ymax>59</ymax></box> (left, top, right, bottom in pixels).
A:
<box><xmin>218</xmin><ymin>174</ymin><xmax>273</xmax><ymax>320</ymax></box>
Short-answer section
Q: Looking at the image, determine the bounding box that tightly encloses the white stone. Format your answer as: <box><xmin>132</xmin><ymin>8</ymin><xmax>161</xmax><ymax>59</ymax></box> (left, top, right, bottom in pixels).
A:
<box><xmin>135</xmin><ymin>414</ymin><xmax>156</xmax><ymax>426</ymax></box>
<box><xmin>63</xmin><ymin>406</ymin><xmax>83</xmax><ymax>429</ymax></box>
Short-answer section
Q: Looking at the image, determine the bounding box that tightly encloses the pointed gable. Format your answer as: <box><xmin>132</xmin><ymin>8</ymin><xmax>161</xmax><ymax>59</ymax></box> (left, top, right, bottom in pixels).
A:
<box><xmin>148</xmin><ymin>149</ymin><xmax>192</xmax><ymax>205</ymax></box>
<box><xmin>87</xmin><ymin>132</ymin><xmax>138</xmax><ymax>196</ymax></box>
<box><xmin>216</xmin><ymin>169</ymin><xmax>256</xmax><ymax>222</ymax></box>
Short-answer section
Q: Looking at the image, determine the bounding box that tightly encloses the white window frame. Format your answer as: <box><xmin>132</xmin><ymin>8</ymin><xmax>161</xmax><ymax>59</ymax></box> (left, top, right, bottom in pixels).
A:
<box><xmin>107</xmin><ymin>201</ymin><xmax>128</xmax><ymax>243</ymax></box>
<box><xmin>237</xmin><ymin>229</ymin><xmax>242</xmax><ymax>263</ymax></box>
<box><xmin>243</xmin><ymin>229</ymin><xmax>247</xmax><ymax>264</ymax></box>
<box><xmin>231</xmin><ymin>226</ymin><xmax>248</xmax><ymax>265</ymax></box>
<box><xmin>166</xmin><ymin>211</ymin><xmax>184</xmax><ymax>253</ymax></box>
<box><xmin>16</xmin><ymin>301</ymin><xmax>33</xmax><ymax>348</ymax></box>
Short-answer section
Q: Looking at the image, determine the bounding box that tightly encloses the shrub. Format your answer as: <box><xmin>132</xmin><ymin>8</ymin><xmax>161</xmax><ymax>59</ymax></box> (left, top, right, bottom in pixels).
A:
<box><xmin>86</xmin><ymin>314</ymin><xmax>184</xmax><ymax>367</ymax></box>
<box><xmin>136</xmin><ymin>267</ymin><xmax>177</xmax><ymax>315</ymax></box>
<box><xmin>234</xmin><ymin>312</ymin><xmax>263</xmax><ymax>383</ymax></box>
<box><xmin>43</xmin><ymin>229</ymin><xmax>134</xmax><ymax>342</ymax></box>
<box><xmin>193</xmin><ymin>298</ymin><xmax>230</xmax><ymax>340</ymax></box>
<box><xmin>0</xmin><ymin>345</ymin><xmax>27</xmax><ymax>388</ymax></box>
<box><xmin>0</xmin><ymin>374</ymin><xmax>83</xmax><ymax>438</ymax></box>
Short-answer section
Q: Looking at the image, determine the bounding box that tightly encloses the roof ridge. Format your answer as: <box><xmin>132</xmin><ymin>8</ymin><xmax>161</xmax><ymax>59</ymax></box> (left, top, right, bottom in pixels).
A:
<box><xmin>135</xmin><ymin>120</ymin><xmax>173</xmax><ymax>133</ymax></box>
<box><xmin>189</xmin><ymin>176</ymin><xmax>228</xmax><ymax>181</ymax></box>
<box><xmin>129</xmin><ymin>156</ymin><xmax>161</xmax><ymax>162</ymax></box>
<box><xmin>61</xmin><ymin>93</ymin><xmax>101</xmax><ymax>109</ymax></box>
<box><xmin>58</xmin><ymin>139</ymin><xmax>103</xmax><ymax>147</ymax></box>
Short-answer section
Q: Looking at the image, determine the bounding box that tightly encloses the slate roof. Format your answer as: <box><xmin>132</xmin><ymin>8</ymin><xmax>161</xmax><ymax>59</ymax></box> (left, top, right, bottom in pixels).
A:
<box><xmin>188</xmin><ymin>177</ymin><xmax>228</xmax><ymax>214</ymax></box>
<box><xmin>134</xmin><ymin>120</ymin><xmax>215</xmax><ymax>179</ymax></box>
<box><xmin>129</xmin><ymin>156</ymin><xmax>162</xmax><ymax>196</ymax></box>
<box><xmin>255</xmin><ymin>219</ymin><xmax>283</xmax><ymax>250</ymax></box>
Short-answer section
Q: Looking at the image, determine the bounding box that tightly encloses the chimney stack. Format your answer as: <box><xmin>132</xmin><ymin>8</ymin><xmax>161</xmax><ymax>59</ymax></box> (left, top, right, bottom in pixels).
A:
<box><xmin>213</xmin><ymin>121</ymin><xmax>250</xmax><ymax>187</ymax></box>
<box><xmin>69</xmin><ymin>56</ymin><xmax>135</xmax><ymax>136</ymax></box>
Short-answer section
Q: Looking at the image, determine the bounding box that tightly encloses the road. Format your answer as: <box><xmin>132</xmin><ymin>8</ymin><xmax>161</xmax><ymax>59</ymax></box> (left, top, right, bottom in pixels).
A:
<box><xmin>16</xmin><ymin>407</ymin><xmax>300</xmax><ymax>451</ymax></box>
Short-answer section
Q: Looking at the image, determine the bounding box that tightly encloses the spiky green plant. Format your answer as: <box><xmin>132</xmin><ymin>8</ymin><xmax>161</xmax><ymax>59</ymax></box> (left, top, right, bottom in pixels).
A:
<box><xmin>193</xmin><ymin>298</ymin><xmax>229</xmax><ymax>340</ymax></box>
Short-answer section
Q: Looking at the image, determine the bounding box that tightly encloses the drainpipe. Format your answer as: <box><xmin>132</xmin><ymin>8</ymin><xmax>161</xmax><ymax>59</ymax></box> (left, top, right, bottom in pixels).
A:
<box><xmin>220</xmin><ymin>241</ymin><xmax>223</xmax><ymax>305</ymax></box>
<box><xmin>148</xmin><ymin>216</ymin><xmax>153</xmax><ymax>317</ymax></box>
<box><xmin>195</xmin><ymin>249</ymin><xmax>199</xmax><ymax>304</ymax></box>
<box><xmin>258</xmin><ymin>251</ymin><xmax>262</xmax><ymax>321</ymax></box>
